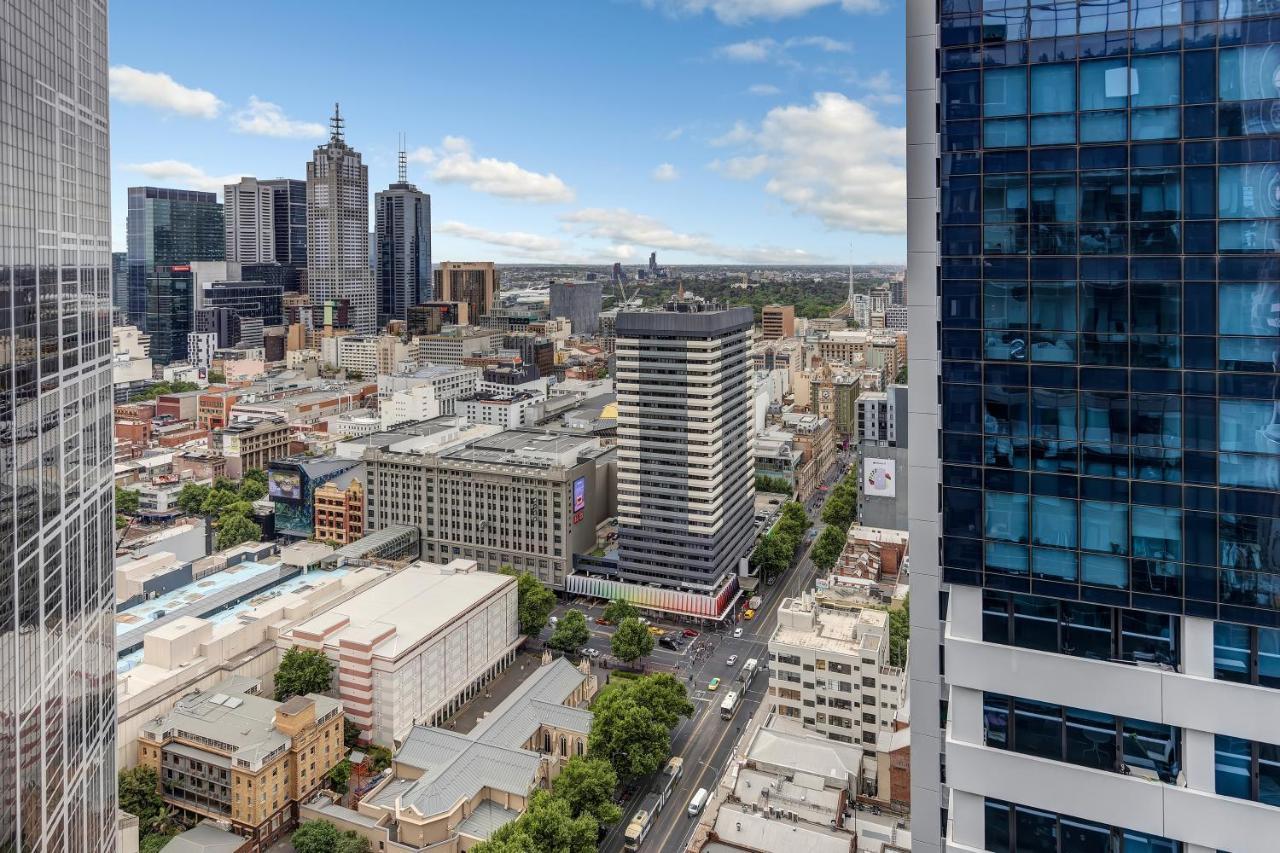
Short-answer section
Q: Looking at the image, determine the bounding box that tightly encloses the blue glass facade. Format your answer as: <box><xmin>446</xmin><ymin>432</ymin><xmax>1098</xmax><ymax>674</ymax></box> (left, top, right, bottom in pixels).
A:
<box><xmin>938</xmin><ymin>0</ymin><xmax>1280</xmax><ymax>630</ymax></box>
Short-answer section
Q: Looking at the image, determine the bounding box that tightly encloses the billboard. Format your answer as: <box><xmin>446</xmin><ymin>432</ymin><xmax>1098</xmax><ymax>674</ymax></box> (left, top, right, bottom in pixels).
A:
<box><xmin>573</xmin><ymin>476</ymin><xmax>587</xmax><ymax>513</ymax></box>
<box><xmin>269</xmin><ymin>470</ymin><xmax>303</xmax><ymax>501</ymax></box>
<box><xmin>863</xmin><ymin>458</ymin><xmax>896</xmax><ymax>499</ymax></box>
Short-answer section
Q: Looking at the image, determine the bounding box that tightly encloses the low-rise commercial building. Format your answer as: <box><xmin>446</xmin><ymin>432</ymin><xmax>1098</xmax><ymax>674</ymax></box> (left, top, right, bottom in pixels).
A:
<box><xmin>377</xmin><ymin>365</ymin><xmax>480</xmax><ymax>415</ymax></box>
<box><xmin>457</xmin><ymin>389</ymin><xmax>545</xmax><ymax>429</ymax></box>
<box><xmin>363</xmin><ymin>429</ymin><xmax>615</xmax><ymax>589</ymax></box>
<box><xmin>137</xmin><ymin>679</ymin><xmax>344</xmax><ymax>850</ymax></box>
<box><xmin>312</xmin><ymin>479</ymin><xmax>364</xmax><ymax>545</ymax></box>
<box><xmin>299</xmin><ymin>657</ymin><xmax>596</xmax><ymax>852</ymax></box>
<box><xmin>768</xmin><ymin>594</ymin><xmax>903</xmax><ymax>748</ymax></box>
<box><xmin>277</xmin><ymin>559</ymin><xmax>521</xmax><ymax>746</ymax></box>
<box><xmin>412</xmin><ymin>326</ymin><xmax>502</xmax><ymax>365</ymax></box>
<box><xmin>760</xmin><ymin>304</ymin><xmax>795</xmax><ymax>340</ymax></box>
<box><xmin>214</xmin><ymin>416</ymin><xmax>292</xmax><ymax>478</ymax></box>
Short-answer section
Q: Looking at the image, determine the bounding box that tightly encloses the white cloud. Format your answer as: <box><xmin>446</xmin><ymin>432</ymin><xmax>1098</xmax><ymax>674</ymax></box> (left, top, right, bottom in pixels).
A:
<box><xmin>562</xmin><ymin>207</ymin><xmax>816</xmax><ymax>264</ymax></box>
<box><xmin>652</xmin><ymin>163</ymin><xmax>680</xmax><ymax>182</ymax></box>
<box><xmin>664</xmin><ymin>127</ymin><xmax>686</xmax><ymax>141</ymax></box>
<box><xmin>108</xmin><ymin>66</ymin><xmax>222</xmax><ymax>118</ymax></box>
<box><xmin>710</xmin><ymin>121</ymin><xmax>754</xmax><ymax>147</ymax></box>
<box><xmin>437</xmin><ymin>221</ymin><xmax>566</xmax><ymax>256</ymax></box>
<box><xmin>716</xmin><ymin>38</ymin><xmax>778</xmax><ymax>62</ymax></box>
<box><xmin>406</xmin><ymin>146</ymin><xmax>435</xmax><ymax>164</ymax></box>
<box><xmin>123</xmin><ymin>160</ymin><xmax>245</xmax><ymax>194</ymax></box>
<box><xmin>710</xmin><ymin>154</ymin><xmax>770</xmax><ymax>179</ymax></box>
<box><xmin>431</xmin><ymin>138</ymin><xmax>574</xmax><ymax>203</ymax></box>
<box><xmin>714</xmin><ymin>92</ymin><xmax>904</xmax><ymax>234</ymax></box>
<box><xmin>231</xmin><ymin>96</ymin><xmax>327</xmax><ymax>139</ymax></box>
<box><xmin>714</xmin><ymin>35</ymin><xmax>851</xmax><ymax>68</ymax></box>
<box><xmin>786</xmin><ymin>35</ymin><xmax>852</xmax><ymax>52</ymax></box>
<box><xmin>643</xmin><ymin>0</ymin><xmax>881</xmax><ymax>24</ymax></box>
<box><xmin>747</xmin><ymin>83</ymin><xmax>782</xmax><ymax>96</ymax></box>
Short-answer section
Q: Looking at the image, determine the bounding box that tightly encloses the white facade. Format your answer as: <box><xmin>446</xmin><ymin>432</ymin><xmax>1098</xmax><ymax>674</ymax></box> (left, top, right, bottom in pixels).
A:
<box><xmin>324</xmin><ymin>334</ymin><xmax>411</xmax><ymax>377</ymax></box>
<box><xmin>112</xmin><ymin>325</ymin><xmax>154</xmax><ymax>385</ymax></box>
<box><xmin>186</xmin><ymin>332</ymin><xmax>217</xmax><ymax>371</ymax></box>
<box><xmin>381</xmin><ymin>385</ymin><xmax>441</xmax><ymax>429</ymax></box>
<box><xmin>768</xmin><ymin>595</ymin><xmax>903</xmax><ymax>747</ymax></box>
<box><xmin>278</xmin><ymin>560</ymin><xmax>521</xmax><ymax>747</ymax></box>
<box><xmin>378</xmin><ymin>367</ymin><xmax>481</xmax><ymax>415</ymax></box>
<box><xmin>223</xmin><ymin>177</ymin><xmax>275</xmax><ymax>264</ymax></box>
<box><xmin>458</xmin><ymin>392</ymin><xmax>544</xmax><ymax>429</ymax></box>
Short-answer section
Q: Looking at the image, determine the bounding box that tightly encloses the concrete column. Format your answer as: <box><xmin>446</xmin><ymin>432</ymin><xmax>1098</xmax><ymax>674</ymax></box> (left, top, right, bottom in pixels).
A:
<box><xmin>1183</xmin><ymin>615</ymin><xmax>1216</xmax><ymax>678</ymax></box>
<box><xmin>950</xmin><ymin>789</ymin><xmax>986</xmax><ymax>849</ymax></box>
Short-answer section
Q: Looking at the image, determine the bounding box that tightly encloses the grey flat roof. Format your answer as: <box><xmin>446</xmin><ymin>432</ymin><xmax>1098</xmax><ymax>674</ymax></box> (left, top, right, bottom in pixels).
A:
<box><xmin>617</xmin><ymin>306</ymin><xmax>753</xmax><ymax>336</ymax></box>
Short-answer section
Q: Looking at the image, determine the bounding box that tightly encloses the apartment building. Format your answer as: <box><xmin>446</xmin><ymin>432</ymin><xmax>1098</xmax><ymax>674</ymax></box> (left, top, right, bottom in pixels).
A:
<box><xmin>136</xmin><ymin>679</ymin><xmax>344</xmax><ymax>851</ymax></box>
<box><xmin>313</xmin><ymin>479</ymin><xmax>364</xmax><ymax>545</ymax></box>
<box><xmin>363</xmin><ymin>429</ymin><xmax>614</xmax><ymax>589</ymax></box>
<box><xmin>769</xmin><ymin>594</ymin><xmax>903</xmax><ymax>748</ymax></box>
<box><xmin>412</xmin><ymin>326</ymin><xmax>503</xmax><ymax>365</ymax></box>
<box><xmin>214</xmin><ymin>417</ymin><xmax>292</xmax><ymax>478</ymax></box>
<box><xmin>457</xmin><ymin>390</ymin><xmax>545</xmax><ymax>429</ymax></box>
<box><xmin>817</xmin><ymin>330</ymin><xmax>902</xmax><ymax>383</ymax></box>
<box><xmin>761</xmin><ymin>304</ymin><xmax>796</xmax><ymax>340</ymax></box>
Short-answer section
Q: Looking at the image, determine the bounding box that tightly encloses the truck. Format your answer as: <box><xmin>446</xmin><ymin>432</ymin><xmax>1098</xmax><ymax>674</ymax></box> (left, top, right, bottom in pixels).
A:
<box><xmin>720</xmin><ymin>690</ymin><xmax>740</xmax><ymax>719</ymax></box>
<box><xmin>624</xmin><ymin>792</ymin><xmax>663</xmax><ymax>851</ymax></box>
<box><xmin>748</xmin><ymin>596</ymin><xmax>763</xmax><ymax>610</ymax></box>
<box><xmin>738</xmin><ymin>658</ymin><xmax>759</xmax><ymax>686</ymax></box>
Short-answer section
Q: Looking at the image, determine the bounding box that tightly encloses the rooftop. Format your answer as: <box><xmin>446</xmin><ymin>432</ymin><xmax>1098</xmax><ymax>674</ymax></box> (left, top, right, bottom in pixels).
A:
<box><xmin>281</xmin><ymin>559</ymin><xmax>513</xmax><ymax>661</ymax></box>
<box><xmin>772</xmin><ymin>595</ymin><xmax>888</xmax><ymax>656</ymax></box>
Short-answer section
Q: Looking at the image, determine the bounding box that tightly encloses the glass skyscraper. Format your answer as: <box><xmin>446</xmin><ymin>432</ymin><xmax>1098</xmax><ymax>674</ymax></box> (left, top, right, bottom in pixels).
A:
<box><xmin>908</xmin><ymin>0</ymin><xmax>1280</xmax><ymax>850</ymax></box>
<box><xmin>126</xmin><ymin>186</ymin><xmax>225</xmax><ymax>364</ymax></box>
<box><xmin>0</xmin><ymin>0</ymin><xmax>118</xmax><ymax>848</ymax></box>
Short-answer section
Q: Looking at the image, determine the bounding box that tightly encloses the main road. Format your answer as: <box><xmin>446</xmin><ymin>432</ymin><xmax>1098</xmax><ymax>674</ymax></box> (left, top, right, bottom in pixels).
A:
<box><xmin>588</xmin><ymin>452</ymin><xmax>854</xmax><ymax>852</ymax></box>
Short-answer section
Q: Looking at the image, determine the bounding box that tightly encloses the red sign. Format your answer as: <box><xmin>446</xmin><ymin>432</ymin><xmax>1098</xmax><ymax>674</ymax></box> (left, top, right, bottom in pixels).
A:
<box><xmin>170</xmin><ymin>265</ymin><xmax>191</xmax><ymax>272</ymax></box>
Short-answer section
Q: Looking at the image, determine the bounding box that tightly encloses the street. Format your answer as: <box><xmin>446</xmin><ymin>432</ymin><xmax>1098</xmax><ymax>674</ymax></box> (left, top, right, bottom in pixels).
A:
<box><xmin>569</xmin><ymin>452</ymin><xmax>853</xmax><ymax>852</ymax></box>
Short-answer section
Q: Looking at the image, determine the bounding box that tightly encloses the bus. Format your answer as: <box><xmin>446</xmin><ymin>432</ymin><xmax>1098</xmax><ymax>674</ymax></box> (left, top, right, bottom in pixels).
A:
<box><xmin>739</xmin><ymin>658</ymin><xmax>759</xmax><ymax>686</ymax></box>
<box><xmin>720</xmin><ymin>690</ymin><xmax>740</xmax><ymax>719</ymax></box>
<box><xmin>660</xmin><ymin>756</ymin><xmax>683</xmax><ymax>802</ymax></box>
<box><xmin>624</xmin><ymin>792</ymin><xmax>662</xmax><ymax>851</ymax></box>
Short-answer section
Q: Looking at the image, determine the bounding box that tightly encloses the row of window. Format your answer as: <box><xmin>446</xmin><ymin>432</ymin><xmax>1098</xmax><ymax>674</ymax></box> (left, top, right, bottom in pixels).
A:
<box><xmin>983</xmin><ymin>691</ymin><xmax>1182</xmax><ymax>782</ymax></box>
<box><xmin>944</xmin><ymin>0</ymin><xmax>1274</xmax><ymax>44</ymax></box>
<box><xmin>985</xmin><ymin>798</ymin><xmax>1181</xmax><ymax>853</ymax></box>
<box><xmin>943</xmin><ymin>220</ymin><xmax>1278</xmax><ymax>254</ymax></box>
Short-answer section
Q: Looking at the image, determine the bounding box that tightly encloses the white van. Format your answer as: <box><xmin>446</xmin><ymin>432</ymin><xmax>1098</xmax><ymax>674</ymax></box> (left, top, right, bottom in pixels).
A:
<box><xmin>687</xmin><ymin>787</ymin><xmax>709</xmax><ymax>817</ymax></box>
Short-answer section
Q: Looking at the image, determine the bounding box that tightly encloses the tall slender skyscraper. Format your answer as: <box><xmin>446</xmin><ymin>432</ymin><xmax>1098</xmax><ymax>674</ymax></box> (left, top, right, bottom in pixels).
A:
<box><xmin>614</xmin><ymin>296</ymin><xmax>755</xmax><ymax>605</ymax></box>
<box><xmin>0</xmin><ymin>0</ymin><xmax>117</xmax><ymax>848</ymax></box>
<box><xmin>306</xmin><ymin>105</ymin><xmax>375</xmax><ymax>334</ymax></box>
<box><xmin>261</xmin><ymin>177</ymin><xmax>307</xmax><ymax>292</ymax></box>
<box><xmin>375</xmin><ymin>142</ymin><xmax>432</xmax><ymax>327</ymax></box>
<box><xmin>223</xmin><ymin>176</ymin><xmax>275</xmax><ymax>264</ymax></box>
<box><xmin>909</xmin><ymin>2</ymin><xmax>1280</xmax><ymax>851</ymax></box>
<box><xmin>125</xmin><ymin>186</ymin><xmax>224</xmax><ymax>363</ymax></box>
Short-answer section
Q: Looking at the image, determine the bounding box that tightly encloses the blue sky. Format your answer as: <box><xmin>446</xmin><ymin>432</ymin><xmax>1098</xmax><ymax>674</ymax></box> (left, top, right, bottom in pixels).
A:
<box><xmin>108</xmin><ymin>0</ymin><xmax>906</xmax><ymax>264</ymax></box>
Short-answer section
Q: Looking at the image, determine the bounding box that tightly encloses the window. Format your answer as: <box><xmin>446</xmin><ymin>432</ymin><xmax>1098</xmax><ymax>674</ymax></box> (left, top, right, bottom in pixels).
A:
<box><xmin>986</xmin><ymin>798</ymin><xmax>1181</xmax><ymax>853</ymax></box>
<box><xmin>1216</xmin><ymin>735</ymin><xmax>1280</xmax><ymax>807</ymax></box>
<box><xmin>1214</xmin><ymin>623</ymin><xmax>1280</xmax><ymax>688</ymax></box>
<box><xmin>982</xmin><ymin>591</ymin><xmax>1179</xmax><ymax>667</ymax></box>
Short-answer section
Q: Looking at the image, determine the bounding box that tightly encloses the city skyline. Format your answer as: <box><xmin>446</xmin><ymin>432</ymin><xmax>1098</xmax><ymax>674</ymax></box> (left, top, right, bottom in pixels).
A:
<box><xmin>106</xmin><ymin>0</ymin><xmax>908</xmax><ymax>265</ymax></box>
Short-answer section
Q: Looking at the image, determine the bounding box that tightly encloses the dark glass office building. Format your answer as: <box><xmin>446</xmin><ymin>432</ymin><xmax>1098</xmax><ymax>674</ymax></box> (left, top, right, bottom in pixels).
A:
<box><xmin>262</xmin><ymin>177</ymin><xmax>307</xmax><ymax>290</ymax></box>
<box><xmin>0</xmin><ymin>0</ymin><xmax>118</xmax><ymax>848</ymax></box>
<box><xmin>200</xmin><ymin>279</ymin><xmax>285</xmax><ymax>328</ymax></box>
<box><xmin>126</xmin><ymin>186</ymin><xmax>224</xmax><ymax>363</ymax></box>
<box><xmin>908</xmin><ymin>0</ymin><xmax>1280</xmax><ymax>850</ymax></box>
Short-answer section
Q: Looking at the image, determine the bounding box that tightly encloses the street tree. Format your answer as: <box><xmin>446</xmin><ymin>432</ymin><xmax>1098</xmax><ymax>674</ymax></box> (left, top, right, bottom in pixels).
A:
<box><xmin>115</xmin><ymin>487</ymin><xmax>140</xmax><ymax>516</ymax></box>
<box><xmin>548</xmin><ymin>609</ymin><xmax>591</xmax><ymax>654</ymax></box>
<box><xmin>215</xmin><ymin>511</ymin><xmax>261</xmax><ymax>550</ymax></box>
<box><xmin>821</xmin><ymin>490</ymin><xmax>856</xmax><ymax>528</ymax></box>
<box><xmin>610</xmin><ymin>617</ymin><xmax>653</xmax><ymax>665</ymax></box>
<box><xmin>750</xmin><ymin>532</ymin><xmax>791</xmax><ymax>580</ymax></box>
<box><xmin>175</xmin><ymin>483</ymin><xmax>210</xmax><ymax>516</ymax></box>
<box><xmin>552</xmin><ymin>756</ymin><xmax>623</xmax><ymax>825</ymax></box>
<box><xmin>588</xmin><ymin>685</ymin><xmax>674</xmax><ymax>781</ymax></box>
<box><xmin>602</xmin><ymin>598</ymin><xmax>638</xmax><ymax>625</ymax></box>
<box><xmin>624</xmin><ymin>672</ymin><xmax>694</xmax><ymax>729</ymax></box>
<box><xmin>810</xmin><ymin>525</ymin><xmax>848</xmax><ymax>571</ymax></box>
<box><xmin>238</xmin><ymin>477</ymin><xmax>268</xmax><ymax>502</ymax></box>
<box><xmin>274</xmin><ymin>646</ymin><xmax>333</xmax><ymax>701</ymax></box>
<box><xmin>475</xmin><ymin>790</ymin><xmax>597</xmax><ymax>853</ymax></box>
<box><xmin>500</xmin><ymin>567</ymin><xmax>556</xmax><ymax>635</ymax></box>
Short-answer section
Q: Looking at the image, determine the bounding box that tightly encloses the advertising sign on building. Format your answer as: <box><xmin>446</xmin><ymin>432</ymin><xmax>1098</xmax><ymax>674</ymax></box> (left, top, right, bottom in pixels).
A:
<box><xmin>863</xmin><ymin>458</ymin><xmax>896</xmax><ymax>499</ymax></box>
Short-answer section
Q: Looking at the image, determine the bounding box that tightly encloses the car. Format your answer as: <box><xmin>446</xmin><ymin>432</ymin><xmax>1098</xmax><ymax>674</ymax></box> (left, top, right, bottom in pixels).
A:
<box><xmin>550</xmin><ymin>616</ymin><xmax>558</xmax><ymax>625</ymax></box>
<box><xmin>587</xmin><ymin>648</ymin><xmax>600</xmax><ymax>658</ymax></box>
<box><xmin>726</xmin><ymin>654</ymin><xmax>738</xmax><ymax>667</ymax></box>
<box><xmin>595</xmin><ymin>617</ymin><xmax>610</xmax><ymax>625</ymax></box>
<box><xmin>683</xmin><ymin>628</ymin><xmax>700</xmax><ymax>638</ymax></box>
<box><xmin>647</xmin><ymin>625</ymin><xmax>665</xmax><ymax>636</ymax></box>
<box><xmin>708</xmin><ymin>677</ymin><xmax>721</xmax><ymax>691</ymax></box>
<box><xmin>660</xmin><ymin>636</ymin><xmax>680</xmax><ymax>650</ymax></box>
<box><xmin>744</xmin><ymin>609</ymin><xmax>756</xmax><ymax>620</ymax></box>
<box><xmin>733</xmin><ymin>627</ymin><xmax>743</xmax><ymax>638</ymax></box>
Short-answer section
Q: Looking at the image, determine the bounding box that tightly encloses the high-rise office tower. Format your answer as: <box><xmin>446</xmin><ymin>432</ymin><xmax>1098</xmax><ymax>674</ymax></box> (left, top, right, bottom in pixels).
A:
<box><xmin>126</xmin><ymin>187</ymin><xmax>224</xmax><ymax>363</ymax></box>
<box><xmin>434</xmin><ymin>261</ymin><xmax>499</xmax><ymax>321</ymax></box>
<box><xmin>306</xmin><ymin>105</ymin><xmax>375</xmax><ymax>334</ymax></box>
<box><xmin>223</xmin><ymin>176</ymin><xmax>275</xmax><ymax>264</ymax></box>
<box><xmin>909</xmin><ymin>2</ymin><xmax>1280</xmax><ymax>852</ymax></box>
<box><xmin>549</xmin><ymin>280</ymin><xmax>603</xmax><ymax>336</ymax></box>
<box><xmin>260</xmin><ymin>177</ymin><xmax>307</xmax><ymax>292</ymax></box>
<box><xmin>614</xmin><ymin>297</ymin><xmax>756</xmax><ymax>602</ymax></box>
<box><xmin>0</xmin><ymin>0</ymin><xmax>117</xmax><ymax>847</ymax></box>
<box><xmin>375</xmin><ymin>144</ymin><xmax>432</xmax><ymax>328</ymax></box>
<box><xmin>111</xmin><ymin>250</ymin><xmax>128</xmax><ymax>316</ymax></box>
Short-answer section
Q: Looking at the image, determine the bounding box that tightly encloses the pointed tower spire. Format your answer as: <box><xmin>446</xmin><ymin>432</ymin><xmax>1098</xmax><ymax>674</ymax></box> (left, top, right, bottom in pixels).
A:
<box><xmin>398</xmin><ymin>132</ymin><xmax>407</xmax><ymax>183</ymax></box>
<box><xmin>330</xmin><ymin>102</ymin><xmax>345</xmax><ymax>144</ymax></box>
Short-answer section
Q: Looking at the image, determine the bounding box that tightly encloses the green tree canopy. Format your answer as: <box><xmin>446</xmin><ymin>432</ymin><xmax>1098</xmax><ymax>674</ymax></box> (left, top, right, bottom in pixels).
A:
<box><xmin>200</xmin><ymin>486</ymin><xmax>242</xmax><ymax>516</ymax></box>
<box><xmin>274</xmin><ymin>646</ymin><xmax>333</xmax><ymax>702</ymax></box>
<box><xmin>810</xmin><ymin>525</ymin><xmax>848</xmax><ymax>572</ymax></box>
<box><xmin>343</xmin><ymin>718</ymin><xmax>362</xmax><ymax>748</ymax></box>
<box><xmin>115</xmin><ymin>487</ymin><xmax>140</xmax><ymax>516</ymax></box>
<box><xmin>622</xmin><ymin>672</ymin><xmax>694</xmax><ymax>729</ymax></box>
<box><xmin>326</xmin><ymin>759</ymin><xmax>353</xmax><ymax>794</ymax></box>
<box><xmin>821</xmin><ymin>491</ymin><xmax>856</xmax><ymax>529</ymax></box>
<box><xmin>238</xmin><ymin>477</ymin><xmax>268</xmax><ymax>502</ymax></box>
<box><xmin>588</xmin><ymin>673</ymin><xmax>692</xmax><ymax>782</ymax></box>
<box><xmin>243</xmin><ymin>468</ymin><xmax>269</xmax><ymax>486</ymax></box>
<box><xmin>754</xmin><ymin>474</ymin><xmax>792</xmax><ymax>494</ymax></box>
<box><xmin>548</xmin><ymin>609</ymin><xmax>591</xmax><ymax>654</ymax></box>
<box><xmin>215</xmin><ymin>511</ymin><xmax>261</xmax><ymax>550</ymax></box>
<box><xmin>602</xmin><ymin>598</ymin><xmax>638</xmax><ymax>625</ymax></box>
<box><xmin>750</xmin><ymin>532</ymin><xmax>792</xmax><ymax>581</ymax></box>
<box><xmin>175</xmin><ymin>483</ymin><xmax>210</xmax><ymax>516</ymax></box>
<box><xmin>474</xmin><ymin>790</ymin><xmax>597</xmax><ymax>853</ymax></box>
<box><xmin>889</xmin><ymin>595</ymin><xmax>910</xmax><ymax>669</ymax></box>
<box><xmin>552</xmin><ymin>755</ymin><xmax>622</xmax><ymax>825</ymax></box>
<box><xmin>291</xmin><ymin>820</ymin><xmax>370</xmax><ymax>853</ymax></box>
<box><xmin>500</xmin><ymin>567</ymin><xmax>556</xmax><ymax>635</ymax></box>
<box><xmin>118</xmin><ymin>766</ymin><xmax>166</xmax><ymax>827</ymax></box>
<box><xmin>610</xmin><ymin>617</ymin><xmax>654</xmax><ymax>664</ymax></box>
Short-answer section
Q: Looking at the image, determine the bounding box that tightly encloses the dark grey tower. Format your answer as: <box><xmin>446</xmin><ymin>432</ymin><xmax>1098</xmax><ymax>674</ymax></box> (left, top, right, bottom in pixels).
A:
<box><xmin>375</xmin><ymin>138</ymin><xmax>432</xmax><ymax>328</ymax></box>
<box><xmin>0</xmin><ymin>0</ymin><xmax>118</xmax><ymax>848</ymax></box>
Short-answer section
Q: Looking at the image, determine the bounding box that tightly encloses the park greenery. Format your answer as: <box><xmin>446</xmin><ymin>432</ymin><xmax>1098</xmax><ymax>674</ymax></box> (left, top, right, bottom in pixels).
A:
<box><xmin>548</xmin><ymin>609</ymin><xmax>591</xmax><ymax>654</ymax></box>
<box><xmin>274</xmin><ymin>646</ymin><xmax>333</xmax><ymax>702</ymax></box>
<box><xmin>610</xmin><ymin>616</ymin><xmax>654</xmax><ymax>665</ymax></box>
<box><xmin>749</xmin><ymin>501</ymin><xmax>811</xmax><ymax>581</ymax></box>
<box><xmin>636</xmin><ymin>277</ymin><xmax>878</xmax><ymax>321</ymax></box>
<box><xmin>291</xmin><ymin>820</ymin><xmax>371</xmax><ymax>853</ymax></box>
<box><xmin>175</xmin><ymin>470</ymin><xmax>267</xmax><ymax>550</ymax></box>
<box><xmin>128</xmin><ymin>379</ymin><xmax>199</xmax><ymax>403</ymax></box>
<box><xmin>812</xmin><ymin>470</ymin><xmax>861</xmax><ymax>572</ymax></box>
<box><xmin>500</xmin><ymin>566</ymin><xmax>556</xmax><ymax>635</ymax></box>
<box><xmin>754</xmin><ymin>474</ymin><xmax>793</xmax><ymax>495</ymax></box>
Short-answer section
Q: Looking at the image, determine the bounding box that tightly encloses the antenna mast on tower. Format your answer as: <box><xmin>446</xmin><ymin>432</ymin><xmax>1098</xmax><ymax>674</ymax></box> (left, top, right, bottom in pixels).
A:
<box><xmin>329</xmin><ymin>102</ymin><xmax>345</xmax><ymax>143</ymax></box>
<box><xmin>397</xmin><ymin>132</ymin><xmax>407</xmax><ymax>183</ymax></box>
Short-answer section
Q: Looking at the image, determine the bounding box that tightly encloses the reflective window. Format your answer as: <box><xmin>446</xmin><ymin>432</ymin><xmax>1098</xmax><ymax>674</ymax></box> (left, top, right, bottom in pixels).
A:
<box><xmin>985</xmin><ymin>798</ymin><xmax>1181</xmax><ymax>853</ymax></box>
<box><xmin>1216</xmin><ymin>734</ymin><xmax>1280</xmax><ymax>807</ymax></box>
